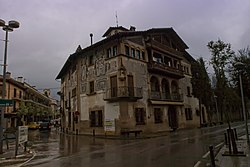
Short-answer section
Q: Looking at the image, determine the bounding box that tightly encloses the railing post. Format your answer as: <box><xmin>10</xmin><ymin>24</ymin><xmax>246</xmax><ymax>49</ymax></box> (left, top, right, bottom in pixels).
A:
<box><xmin>209</xmin><ymin>145</ymin><xmax>216</xmax><ymax>167</ymax></box>
<box><xmin>227</xmin><ymin>129</ymin><xmax>232</xmax><ymax>154</ymax></box>
<box><xmin>224</xmin><ymin>132</ymin><xmax>228</xmax><ymax>145</ymax></box>
<box><xmin>234</xmin><ymin>128</ymin><xmax>238</xmax><ymax>140</ymax></box>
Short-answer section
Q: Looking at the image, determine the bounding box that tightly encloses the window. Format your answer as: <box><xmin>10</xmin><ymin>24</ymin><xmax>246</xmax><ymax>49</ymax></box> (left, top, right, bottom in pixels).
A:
<box><xmin>125</xmin><ymin>45</ymin><xmax>130</xmax><ymax>56</ymax></box>
<box><xmin>113</xmin><ymin>46</ymin><xmax>117</xmax><ymax>56</ymax></box>
<box><xmin>19</xmin><ymin>91</ymin><xmax>22</xmax><ymax>98</ymax></box>
<box><xmin>89</xmin><ymin>81</ymin><xmax>95</xmax><ymax>94</ymax></box>
<box><xmin>164</xmin><ymin>57</ymin><xmax>172</xmax><ymax>66</ymax></box>
<box><xmin>90</xmin><ymin>110</ymin><xmax>103</xmax><ymax>127</ymax></box>
<box><xmin>128</xmin><ymin>75</ymin><xmax>134</xmax><ymax>96</ymax></box>
<box><xmin>131</xmin><ymin>48</ymin><xmax>135</xmax><ymax>57</ymax></box>
<box><xmin>154</xmin><ymin>108</ymin><xmax>163</xmax><ymax>123</ymax></box>
<box><xmin>173</xmin><ymin>60</ymin><xmax>177</xmax><ymax>68</ymax></box>
<box><xmin>89</xmin><ymin>55</ymin><xmax>94</xmax><ymax>65</ymax></box>
<box><xmin>136</xmin><ymin>50</ymin><xmax>140</xmax><ymax>59</ymax></box>
<box><xmin>153</xmin><ymin>52</ymin><xmax>162</xmax><ymax>63</ymax></box>
<box><xmin>142</xmin><ymin>51</ymin><xmax>145</xmax><ymax>60</ymax></box>
<box><xmin>187</xmin><ymin>86</ymin><xmax>191</xmax><ymax>96</ymax></box>
<box><xmin>185</xmin><ymin>108</ymin><xmax>193</xmax><ymax>120</ymax></box>
<box><xmin>107</xmin><ymin>48</ymin><xmax>112</xmax><ymax>58</ymax></box>
<box><xmin>65</xmin><ymin>100</ymin><xmax>68</xmax><ymax>109</ymax></box>
<box><xmin>72</xmin><ymin>88</ymin><xmax>76</xmax><ymax>97</ymax></box>
<box><xmin>14</xmin><ymin>88</ymin><xmax>17</xmax><ymax>98</ymax></box>
<box><xmin>135</xmin><ymin>108</ymin><xmax>145</xmax><ymax>125</ymax></box>
<box><xmin>196</xmin><ymin>110</ymin><xmax>200</xmax><ymax>116</ymax></box>
<box><xmin>110</xmin><ymin>76</ymin><xmax>117</xmax><ymax>97</ymax></box>
<box><xmin>186</xmin><ymin>67</ymin><xmax>189</xmax><ymax>74</ymax></box>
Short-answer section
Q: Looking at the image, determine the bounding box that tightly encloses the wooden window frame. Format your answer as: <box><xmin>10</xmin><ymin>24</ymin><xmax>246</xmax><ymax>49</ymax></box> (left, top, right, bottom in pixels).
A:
<box><xmin>154</xmin><ymin>108</ymin><xmax>163</xmax><ymax>123</ymax></box>
<box><xmin>185</xmin><ymin>108</ymin><xmax>193</xmax><ymax>120</ymax></box>
<box><xmin>90</xmin><ymin>110</ymin><xmax>103</xmax><ymax>127</ymax></box>
<box><xmin>135</xmin><ymin>108</ymin><xmax>145</xmax><ymax>125</ymax></box>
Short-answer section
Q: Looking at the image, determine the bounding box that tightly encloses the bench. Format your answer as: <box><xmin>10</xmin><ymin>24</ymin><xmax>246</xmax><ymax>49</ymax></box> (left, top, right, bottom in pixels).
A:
<box><xmin>121</xmin><ymin>129</ymin><xmax>142</xmax><ymax>138</ymax></box>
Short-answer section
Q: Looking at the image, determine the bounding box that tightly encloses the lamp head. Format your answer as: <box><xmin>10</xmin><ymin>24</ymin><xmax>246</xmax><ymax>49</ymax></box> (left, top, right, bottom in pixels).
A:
<box><xmin>8</xmin><ymin>20</ymin><xmax>20</xmax><ymax>29</ymax></box>
<box><xmin>0</xmin><ymin>19</ymin><xmax>6</xmax><ymax>27</ymax></box>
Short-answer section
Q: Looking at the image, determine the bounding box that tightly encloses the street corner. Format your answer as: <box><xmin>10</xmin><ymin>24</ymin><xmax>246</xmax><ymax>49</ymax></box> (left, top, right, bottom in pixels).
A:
<box><xmin>0</xmin><ymin>149</ymin><xmax>34</xmax><ymax>167</ymax></box>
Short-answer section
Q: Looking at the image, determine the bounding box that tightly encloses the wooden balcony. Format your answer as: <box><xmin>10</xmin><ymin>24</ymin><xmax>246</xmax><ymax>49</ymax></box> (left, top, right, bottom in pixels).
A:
<box><xmin>149</xmin><ymin>40</ymin><xmax>184</xmax><ymax>58</ymax></box>
<box><xmin>149</xmin><ymin>91</ymin><xmax>183</xmax><ymax>102</ymax></box>
<box><xmin>104</xmin><ymin>86</ymin><xmax>143</xmax><ymax>102</ymax></box>
<box><xmin>147</xmin><ymin>61</ymin><xmax>184</xmax><ymax>79</ymax></box>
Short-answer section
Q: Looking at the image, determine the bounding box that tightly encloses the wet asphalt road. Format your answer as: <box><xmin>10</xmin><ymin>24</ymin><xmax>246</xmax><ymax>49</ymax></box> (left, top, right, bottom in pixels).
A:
<box><xmin>24</xmin><ymin>122</ymin><xmax>246</xmax><ymax>167</ymax></box>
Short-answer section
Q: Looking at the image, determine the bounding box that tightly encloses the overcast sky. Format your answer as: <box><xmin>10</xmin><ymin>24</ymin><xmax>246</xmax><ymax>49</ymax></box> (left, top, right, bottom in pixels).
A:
<box><xmin>0</xmin><ymin>0</ymin><xmax>249</xmax><ymax>99</ymax></box>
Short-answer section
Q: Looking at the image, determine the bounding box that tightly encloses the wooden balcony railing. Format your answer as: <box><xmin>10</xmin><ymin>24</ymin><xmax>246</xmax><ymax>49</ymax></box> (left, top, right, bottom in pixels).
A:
<box><xmin>147</xmin><ymin>61</ymin><xmax>184</xmax><ymax>79</ymax></box>
<box><xmin>104</xmin><ymin>86</ymin><xmax>143</xmax><ymax>101</ymax></box>
<box><xmin>149</xmin><ymin>91</ymin><xmax>183</xmax><ymax>101</ymax></box>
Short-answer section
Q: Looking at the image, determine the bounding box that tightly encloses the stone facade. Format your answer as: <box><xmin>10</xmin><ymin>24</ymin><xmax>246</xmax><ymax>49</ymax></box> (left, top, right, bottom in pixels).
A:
<box><xmin>57</xmin><ymin>26</ymin><xmax>208</xmax><ymax>135</ymax></box>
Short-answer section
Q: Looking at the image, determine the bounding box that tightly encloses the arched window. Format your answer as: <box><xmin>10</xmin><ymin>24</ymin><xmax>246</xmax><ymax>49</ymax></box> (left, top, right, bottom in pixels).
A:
<box><xmin>150</xmin><ymin>76</ymin><xmax>160</xmax><ymax>99</ymax></box>
<box><xmin>171</xmin><ymin>80</ymin><xmax>178</xmax><ymax>94</ymax></box>
<box><xmin>162</xmin><ymin>79</ymin><xmax>170</xmax><ymax>99</ymax></box>
<box><xmin>171</xmin><ymin>80</ymin><xmax>180</xmax><ymax>100</ymax></box>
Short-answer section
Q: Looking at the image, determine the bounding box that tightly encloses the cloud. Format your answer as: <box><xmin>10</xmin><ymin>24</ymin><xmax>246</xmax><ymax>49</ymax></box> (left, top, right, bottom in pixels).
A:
<box><xmin>0</xmin><ymin>0</ymin><xmax>250</xmax><ymax>99</ymax></box>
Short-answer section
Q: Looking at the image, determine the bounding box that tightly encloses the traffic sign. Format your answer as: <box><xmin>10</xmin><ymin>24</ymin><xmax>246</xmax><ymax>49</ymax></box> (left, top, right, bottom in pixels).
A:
<box><xmin>0</xmin><ymin>99</ymin><xmax>13</xmax><ymax>106</ymax></box>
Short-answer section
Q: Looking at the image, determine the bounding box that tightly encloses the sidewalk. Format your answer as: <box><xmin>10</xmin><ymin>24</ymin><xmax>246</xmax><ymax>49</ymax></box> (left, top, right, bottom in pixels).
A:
<box><xmin>215</xmin><ymin>135</ymin><xmax>250</xmax><ymax>167</ymax></box>
<box><xmin>0</xmin><ymin>140</ymin><xmax>34</xmax><ymax>167</ymax></box>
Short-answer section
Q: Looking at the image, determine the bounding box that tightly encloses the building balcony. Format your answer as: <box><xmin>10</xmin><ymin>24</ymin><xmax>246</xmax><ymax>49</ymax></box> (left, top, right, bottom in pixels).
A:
<box><xmin>149</xmin><ymin>40</ymin><xmax>184</xmax><ymax>58</ymax></box>
<box><xmin>149</xmin><ymin>91</ymin><xmax>183</xmax><ymax>102</ymax></box>
<box><xmin>147</xmin><ymin>61</ymin><xmax>184</xmax><ymax>79</ymax></box>
<box><xmin>104</xmin><ymin>86</ymin><xmax>143</xmax><ymax>102</ymax></box>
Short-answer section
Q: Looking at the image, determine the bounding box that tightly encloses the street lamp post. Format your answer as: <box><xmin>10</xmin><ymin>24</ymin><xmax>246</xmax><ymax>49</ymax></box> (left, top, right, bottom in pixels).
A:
<box><xmin>0</xmin><ymin>19</ymin><xmax>19</xmax><ymax>154</ymax></box>
<box><xmin>235</xmin><ymin>62</ymin><xmax>250</xmax><ymax>143</ymax></box>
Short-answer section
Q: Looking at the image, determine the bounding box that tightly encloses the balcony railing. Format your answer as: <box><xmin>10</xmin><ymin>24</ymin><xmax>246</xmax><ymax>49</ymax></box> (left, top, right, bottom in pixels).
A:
<box><xmin>149</xmin><ymin>91</ymin><xmax>183</xmax><ymax>101</ymax></box>
<box><xmin>147</xmin><ymin>61</ymin><xmax>184</xmax><ymax>79</ymax></box>
<box><xmin>104</xmin><ymin>86</ymin><xmax>143</xmax><ymax>101</ymax></box>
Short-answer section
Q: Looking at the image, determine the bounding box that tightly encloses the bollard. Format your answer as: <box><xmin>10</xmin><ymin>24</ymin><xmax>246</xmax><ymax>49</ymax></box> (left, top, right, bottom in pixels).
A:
<box><xmin>209</xmin><ymin>145</ymin><xmax>216</xmax><ymax>167</ymax></box>
<box><xmin>234</xmin><ymin>128</ymin><xmax>238</xmax><ymax>140</ymax></box>
<box><xmin>230</xmin><ymin>129</ymin><xmax>238</xmax><ymax>154</ymax></box>
<box><xmin>224</xmin><ymin>133</ymin><xmax>228</xmax><ymax>145</ymax></box>
<box><xmin>93</xmin><ymin>129</ymin><xmax>95</xmax><ymax>137</ymax></box>
<box><xmin>227</xmin><ymin>129</ymin><xmax>232</xmax><ymax>154</ymax></box>
<box><xmin>24</xmin><ymin>142</ymin><xmax>27</xmax><ymax>152</ymax></box>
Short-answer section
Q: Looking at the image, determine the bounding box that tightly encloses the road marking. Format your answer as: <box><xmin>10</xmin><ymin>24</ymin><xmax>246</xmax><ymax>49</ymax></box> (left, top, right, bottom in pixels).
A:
<box><xmin>202</xmin><ymin>142</ymin><xmax>224</xmax><ymax>159</ymax></box>
<box><xmin>215</xmin><ymin>142</ymin><xmax>224</xmax><ymax>149</ymax></box>
<box><xmin>202</xmin><ymin>151</ymin><xmax>210</xmax><ymax>159</ymax></box>
<box><xmin>194</xmin><ymin>161</ymin><xmax>201</xmax><ymax>167</ymax></box>
<box><xmin>17</xmin><ymin>149</ymin><xmax>36</xmax><ymax>167</ymax></box>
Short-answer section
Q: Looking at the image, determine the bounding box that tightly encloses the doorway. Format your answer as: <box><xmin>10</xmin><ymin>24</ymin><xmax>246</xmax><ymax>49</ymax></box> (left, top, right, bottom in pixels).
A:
<box><xmin>168</xmin><ymin>106</ymin><xmax>178</xmax><ymax>130</ymax></box>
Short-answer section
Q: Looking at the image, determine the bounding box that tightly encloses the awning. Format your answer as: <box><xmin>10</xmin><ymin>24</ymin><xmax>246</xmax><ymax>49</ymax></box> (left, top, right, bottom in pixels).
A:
<box><xmin>150</xmin><ymin>100</ymin><xmax>184</xmax><ymax>106</ymax></box>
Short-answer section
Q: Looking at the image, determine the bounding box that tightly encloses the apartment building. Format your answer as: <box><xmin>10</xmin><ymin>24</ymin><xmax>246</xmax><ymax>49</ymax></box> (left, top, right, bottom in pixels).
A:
<box><xmin>56</xmin><ymin>26</ymin><xmax>207</xmax><ymax>135</ymax></box>
<box><xmin>0</xmin><ymin>73</ymin><xmax>54</xmax><ymax>128</ymax></box>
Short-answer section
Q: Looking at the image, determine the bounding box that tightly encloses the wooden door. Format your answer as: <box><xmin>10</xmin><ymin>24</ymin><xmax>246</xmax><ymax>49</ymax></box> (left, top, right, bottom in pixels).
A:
<box><xmin>110</xmin><ymin>76</ymin><xmax>117</xmax><ymax>97</ymax></box>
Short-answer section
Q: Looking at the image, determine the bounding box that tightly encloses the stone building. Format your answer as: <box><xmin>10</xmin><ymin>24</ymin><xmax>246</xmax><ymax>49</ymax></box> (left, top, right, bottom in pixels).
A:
<box><xmin>56</xmin><ymin>26</ymin><xmax>207</xmax><ymax>135</ymax></box>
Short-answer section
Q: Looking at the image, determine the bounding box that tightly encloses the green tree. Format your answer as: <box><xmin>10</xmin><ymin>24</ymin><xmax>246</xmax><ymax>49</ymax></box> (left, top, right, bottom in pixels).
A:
<box><xmin>207</xmin><ymin>39</ymin><xmax>235</xmax><ymax>122</ymax></box>
<box><xmin>17</xmin><ymin>102</ymin><xmax>27</xmax><ymax>125</ymax></box>
<box><xmin>191</xmin><ymin>57</ymin><xmax>213</xmax><ymax>125</ymax></box>
<box><xmin>231</xmin><ymin>47</ymin><xmax>250</xmax><ymax>99</ymax></box>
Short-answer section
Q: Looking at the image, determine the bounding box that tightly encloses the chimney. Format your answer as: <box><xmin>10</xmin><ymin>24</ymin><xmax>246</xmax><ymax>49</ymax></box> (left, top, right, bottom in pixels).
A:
<box><xmin>130</xmin><ymin>26</ymin><xmax>136</xmax><ymax>31</ymax></box>
<box><xmin>17</xmin><ymin>76</ymin><xmax>24</xmax><ymax>83</ymax></box>
<box><xmin>6</xmin><ymin>72</ymin><xmax>11</xmax><ymax>79</ymax></box>
<box><xmin>90</xmin><ymin>33</ymin><xmax>93</xmax><ymax>45</ymax></box>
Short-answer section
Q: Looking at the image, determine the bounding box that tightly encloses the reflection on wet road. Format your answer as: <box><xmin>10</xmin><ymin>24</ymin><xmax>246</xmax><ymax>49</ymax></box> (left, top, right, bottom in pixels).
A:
<box><xmin>24</xmin><ymin>122</ymin><xmax>246</xmax><ymax>167</ymax></box>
